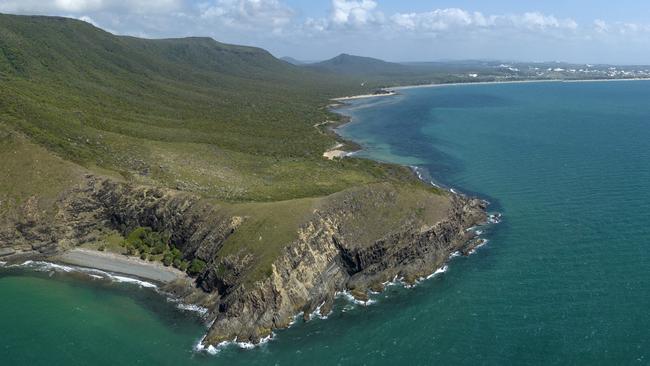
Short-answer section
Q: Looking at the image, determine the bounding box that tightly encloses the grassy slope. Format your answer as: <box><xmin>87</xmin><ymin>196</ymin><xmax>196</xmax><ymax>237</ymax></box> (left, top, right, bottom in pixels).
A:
<box><xmin>1</xmin><ymin>14</ymin><xmax>423</xmax><ymax>202</ymax></box>
<box><xmin>0</xmin><ymin>14</ymin><xmax>444</xmax><ymax>282</ymax></box>
<box><xmin>0</xmin><ymin>125</ymin><xmax>85</xmax><ymax>223</ymax></box>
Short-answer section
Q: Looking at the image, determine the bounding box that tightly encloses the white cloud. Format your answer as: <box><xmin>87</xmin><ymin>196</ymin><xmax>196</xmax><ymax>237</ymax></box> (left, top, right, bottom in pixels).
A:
<box><xmin>54</xmin><ymin>0</ymin><xmax>102</xmax><ymax>13</ymax></box>
<box><xmin>330</xmin><ymin>0</ymin><xmax>381</xmax><ymax>28</ymax></box>
<box><xmin>77</xmin><ymin>14</ymin><xmax>98</xmax><ymax>26</ymax></box>
<box><xmin>390</xmin><ymin>8</ymin><xmax>490</xmax><ymax>32</ymax></box>
<box><xmin>589</xmin><ymin>19</ymin><xmax>650</xmax><ymax>38</ymax></box>
<box><xmin>304</xmin><ymin>4</ymin><xmax>579</xmax><ymax>38</ymax></box>
<box><xmin>199</xmin><ymin>0</ymin><xmax>295</xmax><ymax>30</ymax></box>
<box><xmin>390</xmin><ymin>9</ymin><xmax>578</xmax><ymax>34</ymax></box>
<box><xmin>0</xmin><ymin>0</ymin><xmax>183</xmax><ymax>15</ymax></box>
<box><xmin>303</xmin><ymin>17</ymin><xmax>328</xmax><ymax>32</ymax></box>
<box><xmin>511</xmin><ymin>12</ymin><xmax>577</xmax><ymax>30</ymax></box>
<box><xmin>0</xmin><ymin>0</ymin><xmax>295</xmax><ymax>35</ymax></box>
<box><xmin>594</xmin><ymin>19</ymin><xmax>609</xmax><ymax>33</ymax></box>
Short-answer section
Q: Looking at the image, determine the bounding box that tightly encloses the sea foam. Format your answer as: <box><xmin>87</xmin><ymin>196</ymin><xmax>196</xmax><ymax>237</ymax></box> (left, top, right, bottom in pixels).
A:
<box><xmin>467</xmin><ymin>239</ymin><xmax>489</xmax><ymax>255</ymax></box>
<box><xmin>426</xmin><ymin>265</ymin><xmax>449</xmax><ymax>280</ymax></box>
<box><xmin>488</xmin><ymin>213</ymin><xmax>502</xmax><ymax>224</ymax></box>
<box><xmin>109</xmin><ymin>275</ymin><xmax>157</xmax><ymax>288</ymax></box>
<box><xmin>309</xmin><ymin>301</ymin><xmax>331</xmax><ymax>320</ymax></box>
<box><xmin>7</xmin><ymin>260</ymin><xmax>158</xmax><ymax>289</ymax></box>
<box><xmin>166</xmin><ymin>297</ymin><xmax>209</xmax><ymax>316</ymax></box>
<box><xmin>336</xmin><ymin>290</ymin><xmax>377</xmax><ymax>306</ymax></box>
<box><xmin>194</xmin><ymin>333</ymin><xmax>274</xmax><ymax>355</ymax></box>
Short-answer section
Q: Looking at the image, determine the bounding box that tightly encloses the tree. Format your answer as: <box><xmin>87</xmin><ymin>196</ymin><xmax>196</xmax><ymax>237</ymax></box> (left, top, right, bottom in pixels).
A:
<box><xmin>188</xmin><ymin>259</ymin><xmax>207</xmax><ymax>275</ymax></box>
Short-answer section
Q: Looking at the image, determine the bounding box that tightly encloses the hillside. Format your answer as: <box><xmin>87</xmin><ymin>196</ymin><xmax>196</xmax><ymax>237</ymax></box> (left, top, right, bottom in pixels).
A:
<box><xmin>0</xmin><ymin>13</ymin><xmax>488</xmax><ymax>346</ymax></box>
<box><xmin>0</xmin><ymin>14</ymin><xmax>412</xmax><ymax>203</ymax></box>
<box><xmin>308</xmin><ymin>53</ymin><xmax>409</xmax><ymax>75</ymax></box>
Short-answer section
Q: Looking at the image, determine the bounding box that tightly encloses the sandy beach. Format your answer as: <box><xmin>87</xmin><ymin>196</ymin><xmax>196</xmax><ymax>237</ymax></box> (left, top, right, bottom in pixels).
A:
<box><xmin>392</xmin><ymin>79</ymin><xmax>562</xmax><ymax>90</ymax></box>
<box><xmin>331</xmin><ymin>91</ymin><xmax>397</xmax><ymax>101</ymax></box>
<box><xmin>393</xmin><ymin>77</ymin><xmax>650</xmax><ymax>90</ymax></box>
<box><xmin>55</xmin><ymin>248</ymin><xmax>186</xmax><ymax>283</ymax></box>
<box><xmin>323</xmin><ymin>143</ymin><xmax>354</xmax><ymax>159</ymax></box>
<box><xmin>333</xmin><ymin>78</ymin><xmax>650</xmax><ymax>101</ymax></box>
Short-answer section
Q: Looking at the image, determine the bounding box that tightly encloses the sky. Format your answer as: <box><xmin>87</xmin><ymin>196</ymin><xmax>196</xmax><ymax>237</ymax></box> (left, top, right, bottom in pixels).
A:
<box><xmin>2</xmin><ymin>0</ymin><xmax>650</xmax><ymax>64</ymax></box>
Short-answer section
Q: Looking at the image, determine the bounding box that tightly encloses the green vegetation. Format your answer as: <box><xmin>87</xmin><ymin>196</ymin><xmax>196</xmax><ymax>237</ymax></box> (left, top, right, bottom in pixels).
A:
<box><xmin>308</xmin><ymin>53</ymin><xmax>411</xmax><ymax>76</ymax></box>
<box><xmin>215</xmin><ymin>182</ymin><xmax>446</xmax><ymax>284</ymax></box>
<box><xmin>0</xmin><ymin>125</ymin><xmax>83</xmax><ymax>221</ymax></box>
<box><xmin>124</xmin><ymin>227</ymin><xmax>169</xmax><ymax>254</ymax></box>
<box><xmin>188</xmin><ymin>259</ymin><xmax>206</xmax><ymax>275</ymax></box>
<box><xmin>218</xmin><ymin>197</ymin><xmax>318</xmax><ymax>282</ymax></box>
<box><xmin>121</xmin><ymin>226</ymin><xmax>191</xmax><ymax>274</ymax></box>
<box><xmin>0</xmin><ymin>14</ymin><xmax>450</xmax><ymax>285</ymax></box>
<box><xmin>0</xmin><ymin>14</ymin><xmax>406</xmax><ymax>203</ymax></box>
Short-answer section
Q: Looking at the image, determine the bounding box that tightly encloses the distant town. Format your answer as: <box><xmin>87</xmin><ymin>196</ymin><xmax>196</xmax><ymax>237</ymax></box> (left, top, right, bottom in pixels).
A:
<box><xmin>477</xmin><ymin>62</ymin><xmax>650</xmax><ymax>80</ymax></box>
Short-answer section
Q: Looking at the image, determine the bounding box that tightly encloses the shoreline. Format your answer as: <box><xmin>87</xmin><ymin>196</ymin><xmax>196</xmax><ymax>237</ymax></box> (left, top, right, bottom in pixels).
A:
<box><xmin>322</xmin><ymin>142</ymin><xmax>354</xmax><ymax>159</ymax></box>
<box><xmin>53</xmin><ymin>248</ymin><xmax>187</xmax><ymax>284</ymax></box>
<box><xmin>331</xmin><ymin>91</ymin><xmax>397</xmax><ymax>101</ymax></box>
<box><xmin>333</xmin><ymin>77</ymin><xmax>650</xmax><ymax>100</ymax></box>
<box><xmin>393</xmin><ymin>78</ymin><xmax>561</xmax><ymax>91</ymax></box>
<box><xmin>405</xmin><ymin>77</ymin><xmax>650</xmax><ymax>89</ymax></box>
<box><xmin>4</xmin><ymin>83</ymin><xmax>494</xmax><ymax>355</ymax></box>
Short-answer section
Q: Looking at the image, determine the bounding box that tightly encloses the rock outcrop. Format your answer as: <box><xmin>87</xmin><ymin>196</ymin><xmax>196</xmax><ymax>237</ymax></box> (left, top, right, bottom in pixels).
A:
<box><xmin>0</xmin><ymin>174</ymin><xmax>487</xmax><ymax>347</ymax></box>
<box><xmin>202</xmin><ymin>193</ymin><xmax>486</xmax><ymax>344</ymax></box>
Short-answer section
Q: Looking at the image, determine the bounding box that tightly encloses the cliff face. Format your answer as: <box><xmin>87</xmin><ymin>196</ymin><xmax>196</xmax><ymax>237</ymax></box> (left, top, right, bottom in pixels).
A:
<box><xmin>203</xmin><ymin>192</ymin><xmax>486</xmax><ymax>344</ymax></box>
<box><xmin>0</xmin><ymin>175</ymin><xmax>487</xmax><ymax>346</ymax></box>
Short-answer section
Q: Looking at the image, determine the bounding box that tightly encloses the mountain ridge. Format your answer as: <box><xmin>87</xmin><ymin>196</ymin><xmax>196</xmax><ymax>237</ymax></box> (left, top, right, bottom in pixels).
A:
<box><xmin>308</xmin><ymin>53</ymin><xmax>410</xmax><ymax>75</ymax></box>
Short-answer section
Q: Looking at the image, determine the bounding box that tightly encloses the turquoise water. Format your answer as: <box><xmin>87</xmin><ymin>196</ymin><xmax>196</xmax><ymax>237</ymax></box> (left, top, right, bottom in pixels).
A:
<box><xmin>2</xmin><ymin>80</ymin><xmax>650</xmax><ymax>364</ymax></box>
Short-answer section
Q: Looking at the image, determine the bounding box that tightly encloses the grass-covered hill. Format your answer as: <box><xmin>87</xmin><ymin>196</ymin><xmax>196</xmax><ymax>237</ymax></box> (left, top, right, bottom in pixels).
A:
<box><xmin>1</xmin><ymin>13</ymin><xmax>451</xmax><ymax>287</ymax></box>
<box><xmin>305</xmin><ymin>53</ymin><xmax>527</xmax><ymax>87</ymax></box>
<box><xmin>0</xmin><ymin>13</ymin><xmax>421</xmax><ymax>206</ymax></box>
<box><xmin>307</xmin><ymin>53</ymin><xmax>410</xmax><ymax>76</ymax></box>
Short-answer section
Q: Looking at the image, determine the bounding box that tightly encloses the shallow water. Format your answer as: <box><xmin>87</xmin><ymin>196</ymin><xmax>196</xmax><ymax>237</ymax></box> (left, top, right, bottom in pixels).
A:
<box><xmin>2</xmin><ymin>80</ymin><xmax>649</xmax><ymax>365</ymax></box>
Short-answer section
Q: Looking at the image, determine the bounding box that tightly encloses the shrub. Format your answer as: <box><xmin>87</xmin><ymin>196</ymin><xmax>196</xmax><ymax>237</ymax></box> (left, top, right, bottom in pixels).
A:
<box><xmin>179</xmin><ymin>260</ymin><xmax>189</xmax><ymax>271</ymax></box>
<box><xmin>171</xmin><ymin>247</ymin><xmax>182</xmax><ymax>261</ymax></box>
<box><xmin>188</xmin><ymin>259</ymin><xmax>207</xmax><ymax>275</ymax></box>
<box><xmin>125</xmin><ymin>227</ymin><xmax>170</xmax><ymax>253</ymax></box>
<box><xmin>123</xmin><ymin>227</ymin><xmax>173</xmax><ymax>263</ymax></box>
<box><xmin>151</xmin><ymin>241</ymin><xmax>167</xmax><ymax>255</ymax></box>
<box><xmin>162</xmin><ymin>254</ymin><xmax>173</xmax><ymax>266</ymax></box>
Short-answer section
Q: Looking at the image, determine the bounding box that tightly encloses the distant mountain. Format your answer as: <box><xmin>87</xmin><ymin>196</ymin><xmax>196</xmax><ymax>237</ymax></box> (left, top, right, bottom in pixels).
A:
<box><xmin>307</xmin><ymin>53</ymin><xmax>410</xmax><ymax>75</ymax></box>
<box><xmin>280</xmin><ymin>56</ymin><xmax>306</xmax><ymax>65</ymax></box>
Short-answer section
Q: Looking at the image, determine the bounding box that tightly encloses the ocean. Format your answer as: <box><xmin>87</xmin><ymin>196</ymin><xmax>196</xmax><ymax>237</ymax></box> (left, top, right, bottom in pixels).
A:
<box><xmin>2</xmin><ymin>80</ymin><xmax>649</xmax><ymax>365</ymax></box>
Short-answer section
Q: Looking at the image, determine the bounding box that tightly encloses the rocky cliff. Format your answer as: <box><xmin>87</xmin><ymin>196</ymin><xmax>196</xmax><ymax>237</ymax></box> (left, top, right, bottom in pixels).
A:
<box><xmin>0</xmin><ymin>174</ymin><xmax>487</xmax><ymax>346</ymax></box>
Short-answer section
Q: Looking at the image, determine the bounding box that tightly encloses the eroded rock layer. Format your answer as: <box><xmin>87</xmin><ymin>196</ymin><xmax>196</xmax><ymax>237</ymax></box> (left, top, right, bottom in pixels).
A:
<box><xmin>0</xmin><ymin>175</ymin><xmax>487</xmax><ymax>346</ymax></box>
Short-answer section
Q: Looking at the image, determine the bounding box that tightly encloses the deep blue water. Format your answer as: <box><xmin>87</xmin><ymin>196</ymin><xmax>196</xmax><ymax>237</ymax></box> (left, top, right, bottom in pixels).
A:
<box><xmin>2</xmin><ymin>80</ymin><xmax>649</xmax><ymax>365</ymax></box>
<box><xmin>336</xmin><ymin>80</ymin><xmax>650</xmax><ymax>365</ymax></box>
